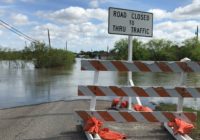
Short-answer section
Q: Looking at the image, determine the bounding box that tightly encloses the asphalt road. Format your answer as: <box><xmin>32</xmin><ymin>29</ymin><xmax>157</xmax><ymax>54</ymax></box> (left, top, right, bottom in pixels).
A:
<box><xmin>0</xmin><ymin>100</ymin><xmax>174</xmax><ymax>140</ymax></box>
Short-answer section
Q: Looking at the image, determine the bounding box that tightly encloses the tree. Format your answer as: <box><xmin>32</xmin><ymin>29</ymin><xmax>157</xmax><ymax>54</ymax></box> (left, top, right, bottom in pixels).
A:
<box><xmin>132</xmin><ymin>38</ymin><xmax>150</xmax><ymax>60</ymax></box>
<box><xmin>110</xmin><ymin>38</ymin><xmax>128</xmax><ymax>60</ymax></box>
<box><xmin>183</xmin><ymin>37</ymin><xmax>200</xmax><ymax>48</ymax></box>
<box><xmin>145</xmin><ymin>39</ymin><xmax>174</xmax><ymax>60</ymax></box>
<box><xmin>177</xmin><ymin>37</ymin><xmax>200</xmax><ymax>60</ymax></box>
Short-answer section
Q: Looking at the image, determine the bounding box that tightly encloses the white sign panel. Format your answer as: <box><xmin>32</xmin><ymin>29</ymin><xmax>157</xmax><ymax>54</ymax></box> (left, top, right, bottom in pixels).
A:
<box><xmin>108</xmin><ymin>7</ymin><xmax>153</xmax><ymax>37</ymax></box>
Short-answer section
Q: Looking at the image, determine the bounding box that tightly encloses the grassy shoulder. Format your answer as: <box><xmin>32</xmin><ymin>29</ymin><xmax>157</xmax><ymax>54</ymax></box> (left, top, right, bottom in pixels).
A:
<box><xmin>155</xmin><ymin>103</ymin><xmax>200</xmax><ymax>139</ymax></box>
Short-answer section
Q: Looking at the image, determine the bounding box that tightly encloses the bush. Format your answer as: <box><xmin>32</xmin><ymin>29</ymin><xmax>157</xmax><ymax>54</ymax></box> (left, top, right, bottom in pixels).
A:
<box><xmin>31</xmin><ymin>42</ymin><xmax>75</xmax><ymax>68</ymax></box>
<box><xmin>0</xmin><ymin>42</ymin><xmax>75</xmax><ymax>68</ymax></box>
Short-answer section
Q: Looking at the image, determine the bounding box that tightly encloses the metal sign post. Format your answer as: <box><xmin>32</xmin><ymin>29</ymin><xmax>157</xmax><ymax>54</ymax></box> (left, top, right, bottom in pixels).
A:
<box><xmin>128</xmin><ymin>36</ymin><xmax>133</xmax><ymax>110</ymax></box>
<box><xmin>127</xmin><ymin>36</ymin><xmax>142</xmax><ymax>110</ymax></box>
<box><xmin>108</xmin><ymin>7</ymin><xmax>153</xmax><ymax>109</ymax></box>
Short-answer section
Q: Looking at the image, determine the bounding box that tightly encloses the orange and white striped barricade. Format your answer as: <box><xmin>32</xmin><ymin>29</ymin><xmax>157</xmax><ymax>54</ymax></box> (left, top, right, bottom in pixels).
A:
<box><xmin>75</xmin><ymin>110</ymin><xmax>196</xmax><ymax>124</ymax></box>
<box><xmin>78</xmin><ymin>86</ymin><xmax>200</xmax><ymax>98</ymax></box>
<box><xmin>80</xmin><ymin>60</ymin><xmax>200</xmax><ymax>72</ymax></box>
<box><xmin>76</xmin><ymin>59</ymin><xmax>199</xmax><ymax>140</ymax></box>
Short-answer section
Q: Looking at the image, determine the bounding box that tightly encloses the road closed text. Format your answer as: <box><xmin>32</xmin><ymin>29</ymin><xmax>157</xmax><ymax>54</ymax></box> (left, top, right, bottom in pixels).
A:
<box><xmin>109</xmin><ymin>8</ymin><xmax>153</xmax><ymax>37</ymax></box>
<box><xmin>112</xmin><ymin>25</ymin><xmax>149</xmax><ymax>35</ymax></box>
<box><xmin>131</xmin><ymin>27</ymin><xmax>149</xmax><ymax>35</ymax></box>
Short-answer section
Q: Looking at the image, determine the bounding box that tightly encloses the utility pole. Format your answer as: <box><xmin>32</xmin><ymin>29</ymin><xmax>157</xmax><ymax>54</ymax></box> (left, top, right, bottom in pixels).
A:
<box><xmin>195</xmin><ymin>26</ymin><xmax>198</xmax><ymax>40</ymax></box>
<box><xmin>107</xmin><ymin>45</ymin><xmax>109</xmax><ymax>53</ymax></box>
<box><xmin>47</xmin><ymin>29</ymin><xmax>51</xmax><ymax>48</ymax></box>
<box><xmin>107</xmin><ymin>45</ymin><xmax>109</xmax><ymax>59</ymax></box>
<box><xmin>195</xmin><ymin>26</ymin><xmax>199</xmax><ymax>46</ymax></box>
<box><xmin>66</xmin><ymin>40</ymin><xmax>67</xmax><ymax>51</ymax></box>
<box><xmin>25</xmin><ymin>41</ymin><xmax>27</xmax><ymax>47</ymax></box>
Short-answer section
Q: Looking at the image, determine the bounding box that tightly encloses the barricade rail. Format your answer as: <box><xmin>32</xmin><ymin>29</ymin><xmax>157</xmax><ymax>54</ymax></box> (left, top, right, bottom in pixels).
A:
<box><xmin>81</xmin><ymin>60</ymin><xmax>200</xmax><ymax>72</ymax></box>
<box><xmin>78</xmin><ymin>85</ymin><xmax>200</xmax><ymax>98</ymax></box>
<box><xmin>75</xmin><ymin>110</ymin><xmax>196</xmax><ymax>123</ymax></box>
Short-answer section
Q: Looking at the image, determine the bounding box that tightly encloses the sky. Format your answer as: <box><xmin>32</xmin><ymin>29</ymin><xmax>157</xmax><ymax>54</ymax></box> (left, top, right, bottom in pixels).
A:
<box><xmin>0</xmin><ymin>0</ymin><xmax>199</xmax><ymax>52</ymax></box>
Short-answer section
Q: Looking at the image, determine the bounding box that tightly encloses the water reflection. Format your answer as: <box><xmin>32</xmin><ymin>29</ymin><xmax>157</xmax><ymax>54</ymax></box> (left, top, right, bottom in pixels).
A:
<box><xmin>0</xmin><ymin>59</ymin><xmax>200</xmax><ymax>109</ymax></box>
<box><xmin>117</xmin><ymin>72</ymin><xmax>181</xmax><ymax>86</ymax></box>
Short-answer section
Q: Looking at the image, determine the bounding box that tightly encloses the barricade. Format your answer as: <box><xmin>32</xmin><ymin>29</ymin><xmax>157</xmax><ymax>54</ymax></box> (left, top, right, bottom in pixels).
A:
<box><xmin>75</xmin><ymin>59</ymin><xmax>198</xmax><ymax>140</ymax></box>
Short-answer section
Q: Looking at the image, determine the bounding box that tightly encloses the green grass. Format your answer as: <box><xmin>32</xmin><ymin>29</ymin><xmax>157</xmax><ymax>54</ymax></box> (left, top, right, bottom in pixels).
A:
<box><xmin>0</xmin><ymin>42</ymin><xmax>75</xmax><ymax>68</ymax></box>
<box><xmin>155</xmin><ymin>103</ymin><xmax>200</xmax><ymax>139</ymax></box>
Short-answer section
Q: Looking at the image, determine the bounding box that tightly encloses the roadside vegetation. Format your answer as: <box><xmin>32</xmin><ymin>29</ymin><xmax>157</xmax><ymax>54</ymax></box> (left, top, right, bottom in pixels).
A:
<box><xmin>0</xmin><ymin>42</ymin><xmax>75</xmax><ymax>68</ymax></box>
<box><xmin>110</xmin><ymin>37</ymin><xmax>200</xmax><ymax>61</ymax></box>
<box><xmin>156</xmin><ymin>103</ymin><xmax>200</xmax><ymax>139</ymax></box>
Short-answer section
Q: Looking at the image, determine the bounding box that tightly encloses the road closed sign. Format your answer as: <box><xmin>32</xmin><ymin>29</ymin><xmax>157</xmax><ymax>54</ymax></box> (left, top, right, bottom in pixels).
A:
<box><xmin>108</xmin><ymin>7</ymin><xmax>153</xmax><ymax>37</ymax></box>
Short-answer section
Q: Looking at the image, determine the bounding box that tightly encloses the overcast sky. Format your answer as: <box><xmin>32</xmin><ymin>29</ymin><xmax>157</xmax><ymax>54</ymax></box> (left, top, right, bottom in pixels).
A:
<box><xmin>0</xmin><ymin>0</ymin><xmax>199</xmax><ymax>52</ymax></box>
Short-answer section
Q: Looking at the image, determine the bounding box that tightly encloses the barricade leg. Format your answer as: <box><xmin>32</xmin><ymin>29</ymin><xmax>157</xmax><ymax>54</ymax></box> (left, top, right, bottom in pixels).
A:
<box><xmin>177</xmin><ymin>97</ymin><xmax>183</xmax><ymax>112</ymax></box>
<box><xmin>90</xmin><ymin>97</ymin><xmax>96</xmax><ymax>111</ymax></box>
<box><xmin>164</xmin><ymin>58</ymin><xmax>193</xmax><ymax>140</ymax></box>
<box><xmin>90</xmin><ymin>71</ymin><xmax>99</xmax><ymax>111</ymax></box>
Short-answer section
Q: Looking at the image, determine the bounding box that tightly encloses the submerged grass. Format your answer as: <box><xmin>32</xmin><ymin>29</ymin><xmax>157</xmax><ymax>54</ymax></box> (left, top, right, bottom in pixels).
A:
<box><xmin>155</xmin><ymin>103</ymin><xmax>200</xmax><ymax>139</ymax></box>
<box><xmin>0</xmin><ymin>42</ymin><xmax>75</xmax><ymax>68</ymax></box>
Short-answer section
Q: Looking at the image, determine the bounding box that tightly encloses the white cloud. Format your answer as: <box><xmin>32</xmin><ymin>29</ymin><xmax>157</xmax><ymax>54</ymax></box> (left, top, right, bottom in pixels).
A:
<box><xmin>153</xmin><ymin>20</ymin><xmax>198</xmax><ymax>41</ymax></box>
<box><xmin>11</xmin><ymin>13</ymin><xmax>29</xmax><ymax>25</ymax></box>
<box><xmin>37</xmin><ymin>7</ymin><xmax>107</xmax><ymax>24</ymax></box>
<box><xmin>1</xmin><ymin>1</ymin><xmax>199</xmax><ymax>51</ymax></box>
<box><xmin>86</xmin><ymin>8</ymin><xmax>108</xmax><ymax>21</ymax></box>
<box><xmin>155</xmin><ymin>20</ymin><xmax>198</xmax><ymax>32</ymax></box>
<box><xmin>150</xmin><ymin>0</ymin><xmax>200</xmax><ymax>20</ymax></box>
<box><xmin>34</xmin><ymin>2</ymin><xmax>200</xmax><ymax>52</ymax></box>
<box><xmin>0</xmin><ymin>30</ymin><xmax>2</xmax><ymax>36</ymax></box>
<box><xmin>148</xmin><ymin>0</ymin><xmax>200</xmax><ymax>43</ymax></box>
<box><xmin>80</xmin><ymin>22</ymin><xmax>97</xmax><ymax>36</ymax></box>
<box><xmin>173</xmin><ymin>0</ymin><xmax>200</xmax><ymax>17</ymax></box>
<box><xmin>30</xmin><ymin>21</ymin><xmax>115</xmax><ymax>51</ymax></box>
<box><xmin>35</xmin><ymin>6</ymin><xmax>146</xmax><ymax>51</ymax></box>
<box><xmin>37</xmin><ymin>7</ymin><xmax>88</xmax><ymax>24</ymax></box>
<box><xmin>33</xmin><ymin>23</ymin><xmax>64</xmax><ymax>40</ymax></box>
<box><xmin>149</xmin><ymin>9</ymin><xmax>170</xmax><ymax>20</ymax></box>
<box><xmin>32</xmin><ymin>22</ymin><xmax>102</xmax><ymax>41</ymax></box>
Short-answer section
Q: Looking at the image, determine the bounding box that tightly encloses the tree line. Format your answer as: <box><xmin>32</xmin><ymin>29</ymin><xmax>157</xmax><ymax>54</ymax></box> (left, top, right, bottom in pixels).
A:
<box><xmin>110</xmin><ymin>37</ymin><xmax>200</xmax><ymax>61</ymax></box>
<box><xmin>0</xmin><ymin>42</ymin><xmax>75</xmax><ymax>68</ymax></box>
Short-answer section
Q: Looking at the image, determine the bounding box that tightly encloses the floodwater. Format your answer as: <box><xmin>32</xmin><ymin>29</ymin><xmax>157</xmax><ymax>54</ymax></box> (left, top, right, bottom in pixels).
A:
<box><xmin>0</xmin><ymin>59</ymin><xmax>199</xmax><ymax>109</ymax></box>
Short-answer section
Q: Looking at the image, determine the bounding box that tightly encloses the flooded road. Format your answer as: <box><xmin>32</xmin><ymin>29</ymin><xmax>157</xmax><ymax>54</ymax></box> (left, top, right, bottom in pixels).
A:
<box><xmin>0</xmin><ymin>59</ymin><xmax>200</xmax><ymax>109</ymax></box>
